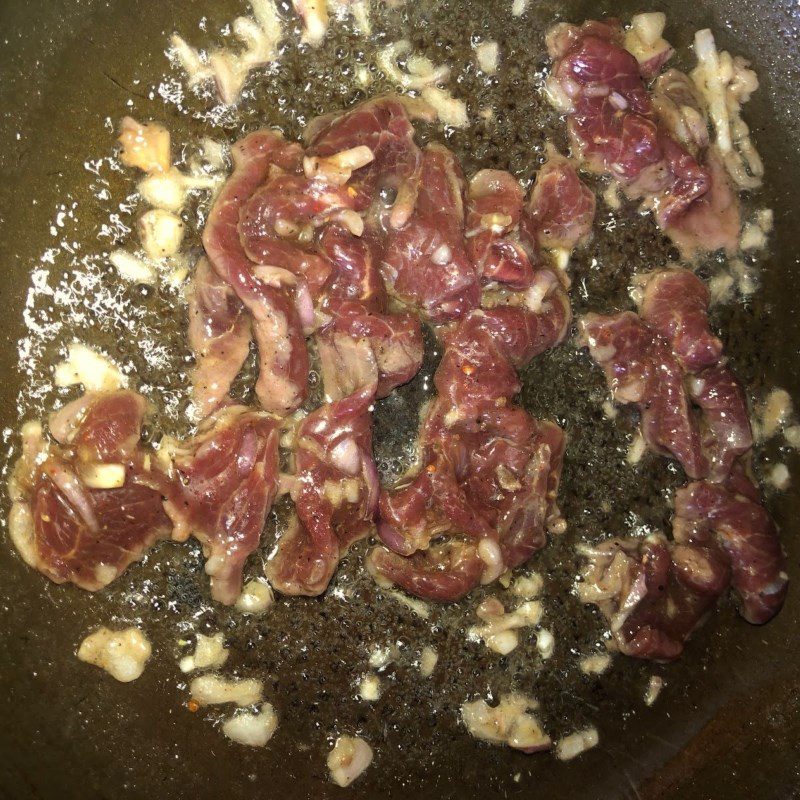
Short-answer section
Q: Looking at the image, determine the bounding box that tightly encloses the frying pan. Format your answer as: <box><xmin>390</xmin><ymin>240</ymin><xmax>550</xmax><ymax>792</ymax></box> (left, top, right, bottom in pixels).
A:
<box><xmin>0</xmin><ymin>0</ymin><xmax>798</xmax><ymax>798</ymax></box>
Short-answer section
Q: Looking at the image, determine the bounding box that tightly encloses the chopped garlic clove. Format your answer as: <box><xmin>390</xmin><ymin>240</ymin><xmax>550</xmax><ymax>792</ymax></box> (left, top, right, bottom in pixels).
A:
<box><xmin>784</xmin><ymin>425</ymin><xmax>800</xmax><ymax>449</ymax></box>
<box><xmin>179</xmin><ymin>632</ymin><xmax>229</xmax><ymax>673</ymax></box>
<box><xmin>708</xmin><ymin>272</ymin><xmax>735</xmax><ymax>305</ymax></box>
<box><xmin>644</xmin><ymin>675</ymin><xmax>664</xmax><ymax>706</ymax></box>
<box><xmin>739</xmin><ymin>221</ymin><xmax>767</xmax><ymax>251</ymax></box>
<box><xmin>54</xmin><ymin>343</ymin><xmax>127</xmax><ymax>391</ymax></box>
<box><xmin>419</xmin><ymin>646</ymin><xmax>438</xmax><ymax>678</ymax></box>
<box><xmin>421</xmin><ymin>86</ymin><xmax>469</xmax><ymax>128</ymax></box>
<box><xmin>327</xmin><ymin>736</ymin><xmax>373</xmax><ymax>787</ymax></box>
<box><xmin>171</xmin><ymin>0</ymin><xmax>282</xmax><ymax>104</ymax></box>
<box><xmin>768</xmin><ymin>463</ymin><xmax>791</xmax><ymax>491</ymax></box>
<box><xmin>189</xmin><ymin>674</ymin><xmax>263</xmax><ymax>706</ymax></box>
<box><xmin>358</xmin><ymin>672</ymin><xmax>382</xmax><ymax>701</ymax></box>
<box><xmin>626</xmin><ymin>432</ymin><xmax>647</xmax><ymax>465</ymax></box>
<box><xmin>536</xmin><ymin>629</ymin><xmax>555</xmax><ymax>660</ymax></box>
<box><xmin>510</xmin><ymin>571</ymin><xmax>543</xmax><ymax>599</ymax></box>
<box><xmin>486</xmin><ymin>630</ymin><xmax>519</xmax><ymax>655</ymax></box>
<box><xmin>169</xmin><ymin>34</ymin><xmax>213</xmax><ymax>87</ymax></box>
<box><xmin>222</xmin><ymin>703</ymin><xmax>278</xmax><ymax>747</ymax></box>
<box><xmin>78</xmin><ymin>626</ymin><xmax>151</xmax><ymax>683</ymax></box>
<box><xmin>138</xmin><ymin>209</ymin><xmax>185</xmax><ymax>259</ymax></box>
<box><xmin>387</xmin><ymin>589</ymin><xmax>430</xmax><ymax>619</ymax></box>
<box><xmin>235</xmin><ymin>578</ymin><xmax>274</xmax><ymax>614</ymax></box>
<box><xmin>367</xmin><ymin>643</ymin><xmax>398</xmax><ymax>670</ymax></box>
<box><xmin>118</xmin><ymin>117</ymin><xmax>171</xmax><ymax>173</ymax></box>
<box><xmin>461</xmin><ymin>693</ymin><xmax>550</xmax><ymax>752</ymax></box>
<box><xmin>579</xmin><ymin>652</ymin><xmax>611</xmax><ymax>675</ymax></box>
<box><xmin>138</xmin><ymin>169</ymin><xmax>189</xmax><ymax>213</ymax></box>
<box><xmin>109</xmin><ymin>249</ymin><xmax>158</xmax><ymax>285</ymax></box>
<box><xmin>474</xmin><ymin>41</ymin><xmax>499</xmax><ymax>75</ymax></box>
<box><xmin>294</xmin><ymin>0</ymin><xmax>329</xmax><ymax>46</ymax></box>
<box><xmin>469</xmin><ymin>598</ymin><xmax>543</xmax><ymax>655</ymax></box>
<box><xmin>757</xmin><ymin>388</ymin><xmax>793</xmax><ymax>441</ymax></box>
<box><xmin>78</xmin><ymin>462</ymin><xmax>126</xmax><ymax>490</ymax></box>
<box><xmin>555</xmin><ymin>727</ymin><xmax>599</xmax><ymax>761</ymax></box>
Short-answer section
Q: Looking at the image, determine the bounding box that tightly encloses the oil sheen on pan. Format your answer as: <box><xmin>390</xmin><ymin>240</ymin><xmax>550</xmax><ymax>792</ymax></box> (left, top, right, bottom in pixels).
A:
<box><xmin>0</xmin><ymin>0</ymin><xmax>798</xmax><ymax>798</ymax></box>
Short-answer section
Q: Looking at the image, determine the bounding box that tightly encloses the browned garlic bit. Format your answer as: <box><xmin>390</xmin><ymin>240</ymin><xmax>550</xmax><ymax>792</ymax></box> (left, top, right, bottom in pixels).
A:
<box><xmin>768</xmin><ymin>464</ymin><xmax>791</xmax><ymax>491</ymax></box>
<box><xmin>179</xmin><ymin>632</ymin><xmax>229</xmax><ymax>673</ymax></box>
<box><xmin>579</xmin><ymin>652</ymin><xmax>612</xmax><ymax>675</ymax></box>
<box><xmin>419</xmin><ymin>646</ymin><xmax>438</xmax><ymax>678</ymax></box>
<box><xmin>327</xmin><ymin>736</ymin><xmax>374</xmax><ymax>787</ymax></box>
<box><xmin>692</xmin><ymin>29</ymin><xmax>763</xmax><ymax>189</ymax></box>
<box><xmin>376</xmin><ymin>40</ymin><xmax>468</xmax><ymax>128</ymax></box>
<box><xmin>138</xmin><ymin>209</ymin><xmax>185</xmax><ymax>259</ymax></box>
<box><xmin>623</xmin><ymin>13</ymin><xmax>673</xmax><ymax>72</ymax></box>
<box><xmin>387</xmin><ymin>589</ymin><xmax>430</xmax><ymax>619</ymax></box>
<box><xmin>555</xmin><ymin>727</ymin><xmax>600</xmax><ymax>761</ymax></box>
<box><xmin>118</xmin><ymin>117</ymin><xmax>171</xmax><ymax>174</ymax></box>
<box><xmin>644</xmin><ymin>675</ymin><xmax>665</xmax><ymax>706</ymax></box>
<box><xmin>235</xmin><ymin>578</ymin><xmax>275</xmax><ymax>613</ymax></box>
<box><xmin>510</xmin><ymin>571</ymin><xmax>543</xmax><ymax>599</ymax></box>
<box><xmin>54</xmin><ymin>342</ymin><xmax>127</xmax><ymax>391</ymax></box>
<box><xmin>189</xmin><ymin>674</ymin><xmax>264</xmax><ymax>706</ymax></box>
<box><xmin>222</xmin><ymin>703</ymin><xmax>279</xmax><ymax>747</ymax></box>
<box><xmin>474</xmin><ymin>40</ymin><xmax>499</xmax><ymax>75</ymax></box>
<box><xmin>461</xmin><ymin>694</ymin><xmax>551</xmax><ymax>753</ymax></box>
<box><xmin>358</xmin><ymin>672</ymin><xmax>382</xmax><ymax>701</ymax></box>
<box><xmin>755</xmin><ymin>388</ymin><xmax>793</xmax><ymax>442</ymax></box>
<box><xmin>171</xmin><ymin>0</ymin><xmax>283</xmax><ymax>105</ymax></box>
<box><xmin>784</xmin><ymin>425</ymin><xmax>800</xmax><ymax>450</ymax></box>
<box><xmin>77</xmin><ymin>626</ymin><xmax>152</xmax><ymax>683</ymax></box>
<box><xmin>468</xmin><ymin>597</ymin><xmax>543</xmax><ymax>655</ymax></box>
<box><xmin>626</xmin><ymin>431</ymin><xmax>647</xmax><ymax>465</ymax></box>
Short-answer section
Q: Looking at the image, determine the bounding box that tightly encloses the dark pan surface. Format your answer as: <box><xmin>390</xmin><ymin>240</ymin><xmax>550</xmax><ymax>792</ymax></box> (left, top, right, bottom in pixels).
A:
<box><xmin>0</xmin><ymin>1</ymin><xmax>798</xmax><ymax>798</ymax></box>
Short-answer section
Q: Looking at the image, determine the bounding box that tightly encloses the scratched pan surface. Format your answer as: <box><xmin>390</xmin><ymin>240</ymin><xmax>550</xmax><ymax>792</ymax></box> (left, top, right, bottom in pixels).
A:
<box><xmin>0</xmin><ymin>0</ymin><xmax>798</xmax><ymax>798</ymax></box>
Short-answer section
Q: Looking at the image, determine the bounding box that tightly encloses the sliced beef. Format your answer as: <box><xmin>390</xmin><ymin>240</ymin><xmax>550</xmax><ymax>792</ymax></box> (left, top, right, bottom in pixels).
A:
<box><xmin>268</xmin><ymin>382</ymin><xmax>379</xmax><ymax>596</ymax></box>
<box><xmin>580</xmin><ymin>311</ymin><xmax>708</xmax><ymax>478</ymax></box>
<box><xmin>545</xmin><ymin>18</ymin><xmax>740</xmax><ymax>257</ymax></box>
<box><xmin>382</xmin><ymin>144</ymin><xmax>480</xmax><ymax>321</ymax></box>
<box><xmin>305</xmin><ymin>94</ymin><xmax>423</xmax><ymax>223</ymax></box>
<box><xmin>466</xmin><ymin>169</ymin><xmax>534</xmax><ymax>289</ymax></box>
<box><xmin>187</xmin><ymin>257</ymin><xmax>252</xmax><ymax>418</ymax></box>
<box><xmin>203</xmin><ymin>130</ymin><xmax>310</xmax><ymax>416</ymax></box>
<box><xmin>637</xmin><ymin>269</ymin><xmax>723</xmax><ymax>372</ymax></box>
<box><xmin>370</xmin><ymin>298</ymin><xmax>568</xmax><ymax>600</ymax></box>
<box><xmin>523</xmin><ymin>148</ymin><xmax>596</xmax><ymax>252</ymax></box>
<box><xmin>8</xmin><ymin>391</ymin><xmax>173</xmax><ymax>591</ymax></box>
<box><xmin>578</xmin><ymin>533</ymin><xmax>730</xmax><ymax>660</ymax></box>
<box><xmin>166</xmin><ymin>406</ymin><xmax>281</xmax><ymax>605</ymax></box>
<box><xmin>674</xmin><ymin>469</ymin><xmax>787</xmax><ymax>624</ymax></box>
